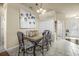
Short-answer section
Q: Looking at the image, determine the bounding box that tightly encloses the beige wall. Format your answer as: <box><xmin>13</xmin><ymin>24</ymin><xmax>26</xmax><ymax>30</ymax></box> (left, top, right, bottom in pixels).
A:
<box><xmin>5</xmin><ymin>3</ymin><xmax>38</xmax><ymax>49</ymax></box>
<box><xmin>0</xmin><ymin>4</ymin><xmax>3</xmax><ymax>16</ymax></box>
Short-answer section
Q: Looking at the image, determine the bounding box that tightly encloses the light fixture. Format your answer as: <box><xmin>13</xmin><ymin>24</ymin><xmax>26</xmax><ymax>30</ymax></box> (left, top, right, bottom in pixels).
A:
<box><xmin>37</xmin><ymin>10</ymin><xmax>40</xmax><ymax>13</ymax></box>
<box><xmin>43</xmin><ymin>10</ymin><xmax>46</xmax><ymax>13</ymax></box>
<box><xmin>36</xmin><ymin>3</ymin><xmax>46</xmax><ymax>14</ymax></box>
<box><xmin>39</xmin><ymin>8</ymin><xmax>43</xmax><ymax>11</ymax></box>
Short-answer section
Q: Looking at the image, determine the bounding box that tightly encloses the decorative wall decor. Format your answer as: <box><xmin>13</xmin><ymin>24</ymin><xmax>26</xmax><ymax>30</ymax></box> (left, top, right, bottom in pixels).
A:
<box><xmin>19</xmin><ymin>9</ymin><xmax>36</xmax><ymax>29</ymax></box>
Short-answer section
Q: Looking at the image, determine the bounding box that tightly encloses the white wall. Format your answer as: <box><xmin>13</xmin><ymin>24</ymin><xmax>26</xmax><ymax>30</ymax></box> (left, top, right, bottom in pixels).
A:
<box><xmin>38</xmin><ymin>11</ymin><xmax>56</xmax><ymax>32</ymax></box>
<box><xmin>38</xmin><ymin>11</ymin><xmax>56</xmax><ymax>41</ymax></box>
<box><xmin>38</xmin><ymin>19</ymin><xmax>55</xmax><ymax>42</ymax></box>
<box><xmin>38</xmin><ymin>19</ymin><xmax>55</xmax><ymax>34</ymax></box>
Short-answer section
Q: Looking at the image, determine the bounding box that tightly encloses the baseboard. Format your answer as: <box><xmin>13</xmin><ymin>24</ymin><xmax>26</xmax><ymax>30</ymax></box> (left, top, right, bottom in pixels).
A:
<box><xmin>6</xmin><ymin>45</ymin><xmax>19</xmax><ymax>51</ymax></box>
<box><xmin>0</xmin><ymin>49</ymin><xmax>6</xmax><ymax>53</ymax></box>
<box><xmin>0</xmin><ymin>45</ymin><xmax>18</xmax><ymax>53</ymax></box>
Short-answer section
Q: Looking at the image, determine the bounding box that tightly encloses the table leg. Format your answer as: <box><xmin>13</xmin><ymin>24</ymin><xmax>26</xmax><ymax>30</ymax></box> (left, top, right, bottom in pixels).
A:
<box><xmin>33</xmin><ymin>44</ymin><xmax>36</xmax><ymax>56</ymax></box>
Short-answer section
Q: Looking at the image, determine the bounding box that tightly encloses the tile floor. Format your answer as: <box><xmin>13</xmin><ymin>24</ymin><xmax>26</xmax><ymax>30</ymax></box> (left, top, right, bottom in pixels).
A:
<box><xmin>7</xmin><ymin>39</ymin><xmax>79</xmax><ymax>56</ymax></box>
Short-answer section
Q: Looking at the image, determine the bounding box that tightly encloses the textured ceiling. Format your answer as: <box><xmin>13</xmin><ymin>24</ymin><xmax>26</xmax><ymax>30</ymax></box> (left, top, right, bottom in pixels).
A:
<box><xmin>22</xmin><ymin>3</ymin><xmax>79</xmax><ymax>11</ymax></box>
<box><xmin>1</xmin><ymin>3</ymin><xmax>79</xmax><ymax>17</ymax></box>
<box><xmin>22</xmin><ymin>3</ymin><xmax>79</xmax><ymax>17</ymax></box>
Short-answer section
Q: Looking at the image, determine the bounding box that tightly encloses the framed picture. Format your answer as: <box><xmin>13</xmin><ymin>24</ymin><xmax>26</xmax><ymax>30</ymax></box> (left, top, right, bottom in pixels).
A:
<box><xmin>19</xmin><ymin>9</ymin><xmax>36</xmax><ymax>29</ymax></box>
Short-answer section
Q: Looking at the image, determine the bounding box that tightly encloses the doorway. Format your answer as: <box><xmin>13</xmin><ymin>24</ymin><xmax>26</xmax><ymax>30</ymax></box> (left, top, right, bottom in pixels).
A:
<box><xmin>55</xmin><ymin>20</ymin><xmax>65</xmax><ymax>40</ymax></box>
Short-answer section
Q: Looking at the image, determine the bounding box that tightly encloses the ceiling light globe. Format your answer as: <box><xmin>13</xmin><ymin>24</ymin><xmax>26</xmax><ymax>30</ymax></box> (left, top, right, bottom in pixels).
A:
<box><xmin>40</xmin><ymin>8</ymin><xmax>43</xmax><ymax>11</ymax></box>
<box><xmin>41</xmin><ymin>12</ymin><xmax>45</xmax><ymax>14</ymax></box>
<box><xmin>43</xmin><ymin>10</ymin><xmax>46</xmax><ymax>12</ymax></box>
<box><xmin>37</xmin><ymin>10</ymin><xmax>40</xmax><ymax>13</ymax></box>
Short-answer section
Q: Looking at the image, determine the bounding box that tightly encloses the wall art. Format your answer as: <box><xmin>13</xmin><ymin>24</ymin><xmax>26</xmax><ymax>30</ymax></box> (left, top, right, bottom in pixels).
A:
<box><xmin>19</xmin><ymin>9</ymin><xmax>36</xmax><ymax>29</ymax></box>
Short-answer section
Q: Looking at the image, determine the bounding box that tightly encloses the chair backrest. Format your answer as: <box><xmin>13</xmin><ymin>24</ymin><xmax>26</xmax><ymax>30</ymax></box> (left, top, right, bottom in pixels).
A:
<box><xmin>42</xmin><ymin>30</ymin><xmax>52</xmax><ymax>40</ymax></box>
<box><xmin>17</xmin><ymin>32</ymin><xmax>25</xmax><ymax>48</ymax></box>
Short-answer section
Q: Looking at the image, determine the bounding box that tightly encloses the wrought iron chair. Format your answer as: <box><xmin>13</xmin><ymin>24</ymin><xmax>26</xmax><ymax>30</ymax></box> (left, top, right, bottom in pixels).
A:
<box><xmin>17</xmin><ymin>32</ymin><xmax>26</xmax><ymax>56</ymax></box>
<box><xmin>17</xmin><ymin>31</ymin><xmax>36</xmax><ymax>56</ymax></box>
<box><xmin>45</xmin><ymin>30</ymin><xmax>52</xmax><ymax>46</ymax></box>
<box><xmin>38</xmin><ymin>30</ymin><xmax>52</xmax><ymax>55</ymax></box>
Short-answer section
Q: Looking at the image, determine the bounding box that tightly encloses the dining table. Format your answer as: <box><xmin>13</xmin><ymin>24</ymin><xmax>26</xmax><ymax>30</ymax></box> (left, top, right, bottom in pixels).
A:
<box><xmin>25</xmin><ymin>34</ymin><xmax>43</xmax><ymax>56</ymax></box>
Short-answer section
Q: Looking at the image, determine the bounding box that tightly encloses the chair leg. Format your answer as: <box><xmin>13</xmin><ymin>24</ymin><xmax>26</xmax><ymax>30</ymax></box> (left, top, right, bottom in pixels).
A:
<box><xmin>22</xmin><ymin>49</ymin><xmax>25</xmax><ymax>56</ymax></box>
<box><xmin>18</xmin><ymin>47</ymin><xmax>20</xmax><ymax>56</ymax></box>
<box><xmin>46</xmin><ymin>42</ymin><xmax>49</xmax><ymax>51</ymax></box>
<box><xmin>47</xmin><ymin>45</ymin><xmax>49</xmax><ymax>51</ymax></box>
<box><xmin>23</xmin><ymin>51</ymin><xmax>25</xmax><ymax>56</ymax></box>
<box><xmin>42</xmin><ymin>46</ymin><xmax>44</xmax><ymax>56</ymax></box>
<box><xmin>26</xmin><ymin>49</ymin><xmax>28</xmax><ymax>56</ymax></box>
<box><xmin>49</xmin><ymin>41</ymin><xmax>52</xmax><ymax>46</ymax></box>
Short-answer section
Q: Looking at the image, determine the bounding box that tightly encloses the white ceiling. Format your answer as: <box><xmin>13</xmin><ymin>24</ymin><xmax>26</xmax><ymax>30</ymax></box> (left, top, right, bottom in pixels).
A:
<box><xmin>22</xmin><ymin>3</ymin><xmax>79</xmax><ymax>18</ymax></box>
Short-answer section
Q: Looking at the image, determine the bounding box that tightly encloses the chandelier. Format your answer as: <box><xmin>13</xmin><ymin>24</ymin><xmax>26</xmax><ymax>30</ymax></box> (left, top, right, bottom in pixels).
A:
<box><xmin>36</xmin><ymin>3</ymin><xmax>46</xmax><ymax>14</ymax></box>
